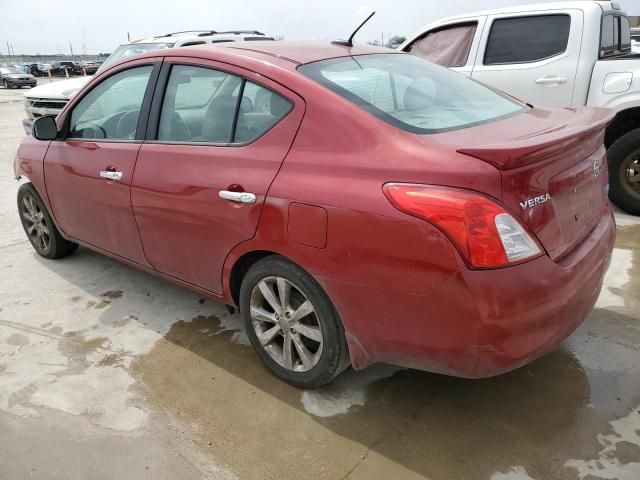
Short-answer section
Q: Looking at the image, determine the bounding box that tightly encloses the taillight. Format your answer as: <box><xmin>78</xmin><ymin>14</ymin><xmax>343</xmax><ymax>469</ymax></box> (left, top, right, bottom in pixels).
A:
<box><xmin>383</xmin><ymin>183</ymin><xmax>542</xmax><ymax>268</ymax></box>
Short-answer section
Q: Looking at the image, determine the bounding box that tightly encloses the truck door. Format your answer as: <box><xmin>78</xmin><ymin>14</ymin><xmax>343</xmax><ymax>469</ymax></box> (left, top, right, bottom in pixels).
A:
<box><xmin>471</xmin><ymin>10</ymin><xmax>583</xmax><ymax>107</ymax></box>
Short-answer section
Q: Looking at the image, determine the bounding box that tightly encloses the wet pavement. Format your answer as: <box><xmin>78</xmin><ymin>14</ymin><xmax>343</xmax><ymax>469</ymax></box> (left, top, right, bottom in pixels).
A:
<box><xmin>1</xmin><ymin>84</ymin><xmax>639</xmax><ymax>480</ymax></box>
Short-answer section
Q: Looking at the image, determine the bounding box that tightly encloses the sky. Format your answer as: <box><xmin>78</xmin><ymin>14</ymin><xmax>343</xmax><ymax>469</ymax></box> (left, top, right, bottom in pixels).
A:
<box><xmin>1</xmin><ymin>0</ymin><xmax>639</xmax><ymax>55</ymax></box>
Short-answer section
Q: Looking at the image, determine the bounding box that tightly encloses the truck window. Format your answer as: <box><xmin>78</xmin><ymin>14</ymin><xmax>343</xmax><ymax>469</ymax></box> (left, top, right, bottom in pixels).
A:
<box><xmin>601</xmin><ymin>15</ymin><xmax>632</xmax><ymax>57</ymax></box>
<box><xmin>406</xmin><ymin>23</ymin><xmax>477</xmax><ymax>68</ymax></box>
<box><xmin>484</xmin><ymin>15</ymin><xmax>570</xmax><ymax>65</ymax></box>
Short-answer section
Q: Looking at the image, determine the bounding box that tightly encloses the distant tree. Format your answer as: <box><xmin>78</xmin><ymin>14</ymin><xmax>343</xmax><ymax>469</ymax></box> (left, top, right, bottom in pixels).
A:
<box><xmin>387</xmin><ymin>35</ymin><xmax>407</xmax><ymax>48</ymax></box>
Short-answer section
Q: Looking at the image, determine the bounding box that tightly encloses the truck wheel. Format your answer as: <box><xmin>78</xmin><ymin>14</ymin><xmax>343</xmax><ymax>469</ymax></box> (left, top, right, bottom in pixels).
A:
<box><xmin>17</xmin><ymin>183</ymin><xmax>78</xmax><ymax>259</ymax></box>
<box><xmin>240</xmin><ymin>256</ymin><xmax>349</xmax><ymax>388</ymax></box>
<box><xmin>608</xmin><ymin>128</ymin><xmax>640</xmax><ymax>216</ymax></box>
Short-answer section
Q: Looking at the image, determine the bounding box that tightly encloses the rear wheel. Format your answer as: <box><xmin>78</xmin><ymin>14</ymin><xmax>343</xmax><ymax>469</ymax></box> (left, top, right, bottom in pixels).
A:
<box><xmin>17</xmin><ymin>183</ymin><xmax>78</xmax><ymax>259</ymax></box>
<box><xmin>608</xmin><ymin>128</ymin><xmax>640</xmax><ymax>216</ymax></box>
<box><xmin>240</xmin><ymin>256</ymin><xmax>349</xmax><ymax>388</ymax></box>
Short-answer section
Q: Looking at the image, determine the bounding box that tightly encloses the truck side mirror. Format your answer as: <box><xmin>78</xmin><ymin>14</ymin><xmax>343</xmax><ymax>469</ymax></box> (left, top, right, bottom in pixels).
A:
<box><xmin>32</xmin><ymin>116</ymin><xmax>58</xmax><ymax>141</ymax></box>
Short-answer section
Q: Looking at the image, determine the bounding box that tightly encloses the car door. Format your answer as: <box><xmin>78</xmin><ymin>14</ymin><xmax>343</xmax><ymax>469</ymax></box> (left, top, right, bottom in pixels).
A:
<box><xmin>44</xmin><ymin>58</ymin><xmax>160</xmax><ymax>266</ymax></box>
<box><xmin>402</xmin><ymin>18</ymin><xmax>486</xmax><ymax>77</ymax></box>
<box><xmin>470</xmin><ymin>10</ymin><xmax>583</xmax><ymax>107</ymax></box>
<box><xmin>131</xmin><ymin>58</ymin><xmax>305</xmax><ymax>294</ymax></box>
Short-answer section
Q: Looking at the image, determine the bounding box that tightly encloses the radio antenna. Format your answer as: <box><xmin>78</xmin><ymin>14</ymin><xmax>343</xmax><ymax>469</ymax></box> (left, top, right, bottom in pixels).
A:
<box><xmin>332</xmin><ymin>11</ymin><xmax>376</xmax><ymax>47</ymax></box>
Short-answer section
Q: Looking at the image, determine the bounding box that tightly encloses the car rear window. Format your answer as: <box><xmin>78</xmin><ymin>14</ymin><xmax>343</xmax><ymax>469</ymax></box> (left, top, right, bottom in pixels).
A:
<box><xmin>298</xmin><ymin>53</ymin><xmax>525</xmax><ymax>134</ymax></box>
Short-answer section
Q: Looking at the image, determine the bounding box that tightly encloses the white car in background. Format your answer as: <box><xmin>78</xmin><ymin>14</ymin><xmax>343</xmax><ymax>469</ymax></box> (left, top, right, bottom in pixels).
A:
<box><xmin>400</xmin><ymin>1</ymin><xmax>640</xmax><ymax>215</ymax></box>
<box><xmin>22</xmin><ymin>30</ymin><xmax>274</xmax><ymax>134</ymax></box>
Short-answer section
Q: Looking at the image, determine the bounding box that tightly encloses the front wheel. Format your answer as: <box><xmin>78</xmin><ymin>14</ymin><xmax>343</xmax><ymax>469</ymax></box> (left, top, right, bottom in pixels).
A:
<box><xmin>240</xmin><ymin>256</ymin><xmax>349</xmax><ymax>388</ymax></box>
<box><xmin>608</xmin><ymin>128</ymin><xmax>640</xmax><ymax>216</ymax></box>
<box><xmin>17</xmin><ymin>183</ymin><xmax>78</xmax><ymax>259</ymax></box>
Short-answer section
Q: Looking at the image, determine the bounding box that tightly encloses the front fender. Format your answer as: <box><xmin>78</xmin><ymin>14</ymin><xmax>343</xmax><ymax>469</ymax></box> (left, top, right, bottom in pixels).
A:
<box><xmin>13</xmin><ymin>138</ymin><xmax>57</xmax><ymax>224</ymax></box>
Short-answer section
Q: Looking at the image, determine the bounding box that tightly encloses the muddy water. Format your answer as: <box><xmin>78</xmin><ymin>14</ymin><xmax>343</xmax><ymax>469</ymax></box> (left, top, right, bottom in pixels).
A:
<box><xmin>132</xmin><ymin>224</ymin><xmax>640</xmax><ymax>480</ymax></box>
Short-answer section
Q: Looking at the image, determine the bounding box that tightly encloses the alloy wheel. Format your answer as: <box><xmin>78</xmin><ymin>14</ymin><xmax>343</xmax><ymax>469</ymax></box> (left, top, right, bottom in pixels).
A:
<box><xmin>620</xmin><ymin>150</ymin><xmax>640</xmax><ymax>201</ymax></box>
<box><xmin>249</xmin><ymin>276</ymin><xmax>323</xmax><ymax>372</ymax></box>
<box><xmin>20</xmin><ymin>194</ymin><xmax>51</xmax><ymax>253</ymax></box>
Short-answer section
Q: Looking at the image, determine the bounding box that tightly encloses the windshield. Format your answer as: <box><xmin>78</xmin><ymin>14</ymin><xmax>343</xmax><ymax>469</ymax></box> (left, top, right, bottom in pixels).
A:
<box><xmin>98</xmin><ymin>42</ymin><xmax>174</xmax><ymax>72</ymax></box>
<box><xmin>0</xmin><ymin>67</ymin><xmax>22</xmax><ymax>74</ymax></box>
<box><xmin>298</xmin><ymin>54</ymin><xmax>525</xmax><ymax>134</ymax></box>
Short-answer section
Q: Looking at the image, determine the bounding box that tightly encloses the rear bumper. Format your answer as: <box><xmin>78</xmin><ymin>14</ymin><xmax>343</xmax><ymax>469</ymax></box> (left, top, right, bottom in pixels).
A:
<box><xmin>322</xmin><ymin>207</ymin><xmax>615</xmax><ymax>377</ymax></box>
<box><xmin>5</xmin><ymin>79</ymin><xmax>36</xmax><ymax>87</ymax></box>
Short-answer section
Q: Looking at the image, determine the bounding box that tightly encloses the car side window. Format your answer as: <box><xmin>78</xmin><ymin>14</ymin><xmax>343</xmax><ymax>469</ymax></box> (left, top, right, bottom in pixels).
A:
<box><xmin>484</xmin><ymin>15</ymin><xmax>571</xmax><ymax>65</ymax></box>
<box><xmin>158</xmin><ymin>65</ymin><xmax>239</xmax><ymax>143</ymax></box>
<box><xmin>234</xmin><ymin>80</ymin><xmax>291</xmax><ymax>143</ymax></box>
<box><xmin>69</xmin><ymin>66</ymin><xmax>153</xmax><ymax>140</ymax></box>
<box><xmin>157</xmin><ymin>65</ymin><xmax>291</xmax><ymax>144</ymax></box>
<box><xmin>407</xmin><ymin>22</ymin><xmax>478</xmax><ymax>68</ymax></box>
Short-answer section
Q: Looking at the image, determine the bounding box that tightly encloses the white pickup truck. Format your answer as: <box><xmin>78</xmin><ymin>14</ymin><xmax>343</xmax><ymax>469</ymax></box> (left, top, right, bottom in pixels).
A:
<box><xmin>401</xmin><ymin>1</ymin><xmax>640</xmax><ymax>214</ymax></box>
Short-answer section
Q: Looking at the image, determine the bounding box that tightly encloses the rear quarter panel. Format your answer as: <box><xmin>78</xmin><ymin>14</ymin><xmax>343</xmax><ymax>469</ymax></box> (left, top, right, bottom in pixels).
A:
<box><xmin>587</xmin><ymin>58</ymin><xmax>640</xmax><ymax>110</ymax></box>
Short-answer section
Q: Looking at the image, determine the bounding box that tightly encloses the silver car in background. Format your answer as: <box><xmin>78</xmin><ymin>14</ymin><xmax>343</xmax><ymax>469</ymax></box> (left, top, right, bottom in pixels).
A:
<box><xmin>1</xmin><ymin>67</ymin><xmax>37</xmax><ymax>89</ymax></box>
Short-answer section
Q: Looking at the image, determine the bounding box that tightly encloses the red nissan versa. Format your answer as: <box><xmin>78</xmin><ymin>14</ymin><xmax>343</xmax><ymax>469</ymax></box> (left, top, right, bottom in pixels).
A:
<box><xmin>14</xmin><ymin>42</ymin><xmax>615</xmax><ymax>388</ymax></box>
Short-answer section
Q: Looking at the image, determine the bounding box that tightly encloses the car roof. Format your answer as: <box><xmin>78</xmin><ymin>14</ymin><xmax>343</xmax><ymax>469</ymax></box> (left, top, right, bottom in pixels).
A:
<box><xmin>212</xmin><ymin>41</ymin><xmax>398</xmax><ymax>65</ymax></box>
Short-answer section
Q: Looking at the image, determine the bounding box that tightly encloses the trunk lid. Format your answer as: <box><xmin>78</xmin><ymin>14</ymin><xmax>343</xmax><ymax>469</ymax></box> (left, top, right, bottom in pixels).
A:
<box><xmin>428</xmin><ymin>107</ymin><xmax>614</xmax><ymax>261</ymax></box>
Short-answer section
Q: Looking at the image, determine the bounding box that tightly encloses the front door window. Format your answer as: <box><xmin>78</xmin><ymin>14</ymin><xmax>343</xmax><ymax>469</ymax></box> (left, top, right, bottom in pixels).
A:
<box><xmin>69</xmin><ymin>65</ymin><xmax>153</xmax><ymax>140</ymax></box>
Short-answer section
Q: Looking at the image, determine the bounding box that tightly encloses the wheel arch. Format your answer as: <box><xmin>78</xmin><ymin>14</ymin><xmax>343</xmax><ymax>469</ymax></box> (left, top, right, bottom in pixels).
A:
<box><xmin>227</xmin><ymin>250</ymin><xmax>278</xmax><ymax>306</ymax></box>
<box><xmin>605</xmin><ymin>107</ymin><xmax>640</xmax><ymax>148</ymax></box>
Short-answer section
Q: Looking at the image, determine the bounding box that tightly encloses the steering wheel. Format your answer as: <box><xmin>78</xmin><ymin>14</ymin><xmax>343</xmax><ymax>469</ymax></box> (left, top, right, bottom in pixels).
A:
<box><xmin>115</xmin><ymin>110</ymin><xmax>140</xmax><ymax>139</ymax></box>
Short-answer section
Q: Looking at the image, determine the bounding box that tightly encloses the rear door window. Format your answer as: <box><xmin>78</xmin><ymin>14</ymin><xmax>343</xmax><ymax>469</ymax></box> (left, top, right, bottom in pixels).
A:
<box><xmin>157</xmin><ymin>64</ymin><xmax>291</xmax><ymax>144</ymax></box>
<box><xmin>158</xmin><ymin>65</ymin><xmax>240</xmax><ymax>143</ymax></box>
<box><xmin>484</xmin><ymin>15</ymin><xmax>571</xmax><ymax>65</ymax></box>
<box><xmin>406</xmin><ymin>23</ymin><xmax>477</xmax><ymax>67</ymax></box>
<box><xmin>234</xmin><ymin>81</ymin><xmax>292</xmax><ymax>143</ymax></box>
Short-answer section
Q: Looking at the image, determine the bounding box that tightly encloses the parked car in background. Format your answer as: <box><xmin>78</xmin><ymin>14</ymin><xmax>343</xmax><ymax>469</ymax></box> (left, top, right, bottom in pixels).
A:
<box><xmin>15</xmin><ymin>41</ymin><xmax>614</xmax><ymax>388</ymax></box>
<box><xmin>25</xmin><ymin>64</ymin><xmax>49</xmax><ymax>77</ymax></box>
<box><xmin>21</xmin><ymin>30</ymin><xmax>275</xmax><ymax>134</ymax></box>
<box><xmin>0</xmin><ymin>67</ymin><xmax>37</xmax><ymax>88</ymax></box>
<box><xmin>81</xmin><ymin>61</ymin><xmax>101</xmax><ymax>75</ymax></box>
<box><xmin>401</xmin><ymin>1</ymin><xmax>640</xmax><ymax>215</ymax></box>
<box><xmin>49</xmin><ymin>61</ymin><xmax>83</xmax><ymax>76</ymax></box>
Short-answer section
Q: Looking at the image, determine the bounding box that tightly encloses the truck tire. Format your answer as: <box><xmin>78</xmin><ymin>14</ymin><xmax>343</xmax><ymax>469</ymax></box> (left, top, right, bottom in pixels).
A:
<box><xmin>608</xmin><ymin>128</ymin><xmax>640</xmax><ymax>216</ymax></box>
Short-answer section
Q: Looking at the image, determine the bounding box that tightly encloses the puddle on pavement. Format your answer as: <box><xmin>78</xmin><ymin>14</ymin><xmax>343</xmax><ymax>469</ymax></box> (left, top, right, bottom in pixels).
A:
<box><xmin>131</xmin><ymin>224</ymin><xmax>640</xmax><ymax>480</ymax></box>
<box><xmin>1</xmin><ymin>222</ymin><xmax>638</xmax><ymax>479</ymax></box>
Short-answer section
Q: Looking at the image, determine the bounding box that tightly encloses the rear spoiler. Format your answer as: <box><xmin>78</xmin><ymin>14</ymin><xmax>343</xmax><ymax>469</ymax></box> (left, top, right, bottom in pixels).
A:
<box><xmin>457</xmin><ymin>108</ymin><xmax>616</xmax><ymax>170</ymax></box>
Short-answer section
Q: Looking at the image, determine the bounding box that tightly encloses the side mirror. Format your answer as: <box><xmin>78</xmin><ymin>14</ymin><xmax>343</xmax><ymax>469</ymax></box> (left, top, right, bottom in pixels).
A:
<box><xmin>32</xmin><ymin>116</ymin><xmax>58</xmax><ymax>141</ymax></box>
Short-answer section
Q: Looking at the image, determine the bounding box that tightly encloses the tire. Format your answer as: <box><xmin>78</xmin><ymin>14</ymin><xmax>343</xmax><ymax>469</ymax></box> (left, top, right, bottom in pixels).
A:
<box><xmin>608</xmin><ymin>128</ymin><xmax>640</xmax><ymax>216</ymax></box>
<box><xmin>2</xmin><ymin>80</ymin><xmax>7</xmax><ymax>89</ymax></box>
<box><xmin>17</xmin><ymin>183</ymin><xmax>78</xmax><ymax>259</ymax></box>
<box><xmin>240</xmin><ymin>255</ymin><xmax>349</xmax><ymax>388</ymax></box>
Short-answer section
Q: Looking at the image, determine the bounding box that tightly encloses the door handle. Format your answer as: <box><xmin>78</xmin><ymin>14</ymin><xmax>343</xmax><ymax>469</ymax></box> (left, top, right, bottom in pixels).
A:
<box><xmin>100</xmin><ymin>170</ymin><xmax>123</xmax><ymax>181</ymax></box>
<box><xmin>219</xmin><ymin>190</ymin><xmax>256</xmax><ymax>204</ymax></box>
<box><xmin>535</xmin><ymin>76</ymin><xmax>568</xmax><ymax>85</ymax></box>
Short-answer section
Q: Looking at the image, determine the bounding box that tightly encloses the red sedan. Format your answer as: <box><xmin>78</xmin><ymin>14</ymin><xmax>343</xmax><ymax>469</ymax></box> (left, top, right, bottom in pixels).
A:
<box><xmin>14</xmin><ymin>42</ymin><xmax>615</xmax><ymax>388</ymax></box>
